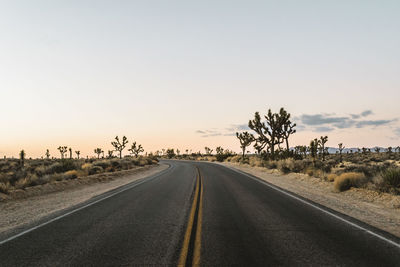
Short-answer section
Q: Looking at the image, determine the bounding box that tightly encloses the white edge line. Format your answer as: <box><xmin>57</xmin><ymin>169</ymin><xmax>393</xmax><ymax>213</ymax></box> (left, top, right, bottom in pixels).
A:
<box><xmin>225</xmin><ymin>165</ymin><xmax>400</xmax><ymax>249</ymax></box>
<box><xmin>0</xmin><ymin>166</ymin><xmax>170</xmax><ymax>246</ymax></box>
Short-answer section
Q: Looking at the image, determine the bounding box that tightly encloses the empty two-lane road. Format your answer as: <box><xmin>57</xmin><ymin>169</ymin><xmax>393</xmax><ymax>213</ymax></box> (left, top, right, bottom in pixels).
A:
<box><xmin>1</xmin><ymin>160</ymin><xmax>399</xmax><ymax>266</ymax></box>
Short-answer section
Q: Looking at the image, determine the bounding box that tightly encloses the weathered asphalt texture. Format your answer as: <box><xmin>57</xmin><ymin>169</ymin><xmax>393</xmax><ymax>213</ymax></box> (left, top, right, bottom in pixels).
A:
<box><xmin>1</xmin><ymin>160</ymin><xmax>399</xmax><ymax>266</ymax></box>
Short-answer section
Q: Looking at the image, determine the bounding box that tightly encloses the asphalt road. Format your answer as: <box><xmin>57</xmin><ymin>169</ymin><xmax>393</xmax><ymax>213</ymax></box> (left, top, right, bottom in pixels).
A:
<box><xmin>1</xmin><ymin>160</ymin><xmax>400</xmax><ymax>266</ymax></box>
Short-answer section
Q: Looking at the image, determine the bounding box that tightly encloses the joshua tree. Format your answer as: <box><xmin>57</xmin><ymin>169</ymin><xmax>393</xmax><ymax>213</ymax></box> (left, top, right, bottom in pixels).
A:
<box><xmin>309</xmin><ymin>139</ymin><xmax>318</xmax><ymax>163</ymax></box>
<box><xmin>176</xmin><ymin>149</ymin><xmax>180</xmax><ymax>156</ymax></box>
<box><xmin>185</xmin><ymin>149</ymin><xmax>189</xmax><ymax>155</ymax></box>
<box><xmin>108</xmin><ymin>150</ymin><xmax>114</xmax><ymax>158</ymax></box>
<box><xmin>166</xmin><ymin>148</ymin><xmax>175</xmax><ymax>159</ymax></box>
<box><xmin>128</xmin><ymin>142</ymin><xmax>144</xmax><ymax>157</ymax></box>
<box><xmin>69</xmin><ymin>148</ymin><xmax>73</xmax><ymax>159</ymax></box>
<box><xmin>248</xmin><ymin>112</ymin><xmax>269</xmax><ymax>156</ymax></box>
<box><xmin>75</xmin><ymin>150</ymin><xmax>81</xmax><ymax>159</ymax></box>
<box><xmin>279</xmin><ymin>108</ymin><xmax>296</xmax><ymax>151</ymax></box>
<box><xmin>57</xmin><ymin>146</ymin><xmax>68</xmax><ymax>159</ymax></box>
<box><xmin>20</xmin><ymin>150</ymin><xmax>26</xmax><ymax>167</ymax></box>
<box><xmin>318</xmin><ymin>136</ymin><xmax>328</xmax><ymax>161</ymax></box>
<box><xmin>374</xmin><ymin>147</ymin><xmax>380</xmax><ymax>153</ymax></box>
<box><xmin>204</xmin><ymin>147</ymin><xmax>213</xmax><ymax>155</ymax></box>
<box><xmin>236</xmin><ymin>131</ymin><xmax>254</xmax><ymax>159</ymax></box>
<box><xmin>45</xmin><ymin>149</ymin><xmax>50</xmax><ymax>159</ymax></box>
<box><xmin>111</xmin><ymin>136</ymin><xmax>128</xmax><ymax>159</ymax></box>
<box><xmin>387</xmin><ymin>147</ymin><xmax>392</xmax><ymax>153</ymax></box>
<box><xmin>338</xmin><ymin>143</ymin><xmax>345</xmax><ymax>162</ymax></box>
<box><xmin>216</xmin><ymin>146</ymin><xmax>224</xmax><ymax>155</ymax></box>
<box><xmin>94</xmin><ymin>148</ymin><xmax>103</xmax><ymax>159</ymax></box>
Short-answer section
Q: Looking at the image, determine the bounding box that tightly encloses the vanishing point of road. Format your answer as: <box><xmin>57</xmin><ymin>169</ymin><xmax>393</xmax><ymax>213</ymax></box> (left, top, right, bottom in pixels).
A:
<box><xmin>1</xmin><ymin>160</ymin><xmax>400</xmax><ymax>266</ymax></box>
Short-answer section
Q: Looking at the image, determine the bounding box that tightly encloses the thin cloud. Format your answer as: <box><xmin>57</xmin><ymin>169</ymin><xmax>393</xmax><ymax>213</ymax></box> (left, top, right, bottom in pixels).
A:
<box><xmin>314</xmin><ymin>126</ymin><xmax>335</xmax><ymax>132</ymax></box>
<box><xmin>299</xmin><ymin>110</ymin><xmax>395</xmax><ymax>131</ymax></box>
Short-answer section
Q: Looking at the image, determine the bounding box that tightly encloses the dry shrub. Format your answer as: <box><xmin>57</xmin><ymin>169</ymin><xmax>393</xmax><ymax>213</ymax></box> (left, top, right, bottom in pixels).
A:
<box><xmin>277</xmin><ymin>159</ymin><xmax>294</xmax><ymax>174</ymax></box>
<box><xmin>0</xmin><ymin>182</ymin><xmax>11</xmax><ymax>194</ymax></box>
<box><xmin>81</xmin><ymin>163</ymin><xmax>92</xmax><ymax>170</ymax></box>
<box><xmin>249</xmin><ymin>157</ymin><xmax>265</xmax><ymax>167</ymax></box>
<box><xmin>15</xmin><ymin>178</ymin><xmax>30</xmax><ymax>189</ymax></box>
<box><xmin>64</xmin><ymin>170</ymin><xmax>78</xmax><ymax>179</ymax></box>
<box><xmin>334</xmin><ymin>172</ymin><xmax>366</xmax><ymax>192</ymax></box>
<box><xmin>327</xmin><ymin>174</ymin><xmax>337</xmax><ymax>182</ymax></box>
<box><xmin>305</xmin><ymin>168</ymin><xmax>314</xmax><ymax>177</ymax></box>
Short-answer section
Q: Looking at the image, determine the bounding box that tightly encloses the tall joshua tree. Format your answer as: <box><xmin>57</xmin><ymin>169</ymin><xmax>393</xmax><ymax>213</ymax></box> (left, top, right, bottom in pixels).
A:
<box><xmin>318</xmin><ymin>136</ymin><xmax>328</xmax><ymax>161</ymax></box>
<box><xmin>58</xmin><ymin>146</ymin><xmax>68</xmax><ymax>159</ymax></box>
<box><xmin>75</xmin><ymin>150</ymin><xmax>81</xmax><ymax>159</ymax></box>
<box><xmin>128</xmin><ymin>142</ymin><xmax>144</xmax><ymax>157</ymax></box>
<box><xmin>45</xmin><ymin>149</ymin><xmax>50</xmax><ymax>159</ymax></box>
<box><xmin>94</xmin><ymin>148</ymin><xmax>103</xmax><ymax>159</ymax></box>
<box><xmin>248</xmin><ymin>112</ymin><xmax>269</xmax><ymax>156</ymax></box>
<box><xmin>338</xmin><ymin>143</ymin><xmax>345</xmax><ymax>162</ymax></box>
<box><xmin>309</xmin><ymin>139</ymin><xmax>318</xmax><ymax>164</ymax></box>
<box><xmin>111</xmin><ymin>136</ymin><xmax>128</xmax><ymax>159</ymax></box>
<box><xmin>204</xmin><ymin>147</ymin><xmax>213</xmax><ymax>155</ymax></box>
<box><xmin>236</xmin><ymin>131</ymin><xmax>254</xmax><ymax>159</ymax></box>
<box><xmin>20</xmin><ymin>150</ymin><xmax>26</xmax><ymax>167</ymax></box>
<box><xmin>279</xmin><ymin>108</ymin><xmax>296</xmax><ymax>151</ymax></box>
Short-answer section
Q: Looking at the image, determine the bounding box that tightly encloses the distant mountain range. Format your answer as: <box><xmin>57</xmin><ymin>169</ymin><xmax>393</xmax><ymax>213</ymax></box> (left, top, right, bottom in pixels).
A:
<box><xmin>325</xmin><ymin>147</ymin><xmax>392</xmax><ymax>154</ymax></box>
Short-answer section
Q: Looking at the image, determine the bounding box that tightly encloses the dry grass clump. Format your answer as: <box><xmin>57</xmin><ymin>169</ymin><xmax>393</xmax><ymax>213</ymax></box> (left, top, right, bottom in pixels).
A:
<box><xmin>334</xmin><ymin>172</ymin><xmax>366</xmax><ymax>192</ymax></box>
<box><xmin>249</xmin><ymin>157</ymin><xmax>265</xmax><ymax>167</ymax></box>
<box><xmin>326</xmin><ymin>174</ymin><xmax>337</xmax><ymax>182</ymax></box>
<box><xmin>0</xmin><ymin>182</ymin><xmax>12</xmax><ymax>194</ymax></box>
<box><xmin>376</xmin><ymin>168</ymin><xmax>400</xmax><ymax>194</ymax></box>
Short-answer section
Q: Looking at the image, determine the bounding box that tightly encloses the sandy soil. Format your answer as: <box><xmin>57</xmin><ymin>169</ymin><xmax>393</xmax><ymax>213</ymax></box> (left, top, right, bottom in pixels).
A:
<box><xmin>222</xmin><ymin>162</ymin><xmax>400</xmax><ymax>237</ymax></box>
<box><xmin>0</xmin><ymin>164</ymin><xmax>168</xmax><ymax>235</ymax></box>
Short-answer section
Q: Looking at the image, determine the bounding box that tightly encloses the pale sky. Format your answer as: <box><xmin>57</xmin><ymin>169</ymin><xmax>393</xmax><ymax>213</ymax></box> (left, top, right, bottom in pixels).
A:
<box><xmin>1</xmin><ymin>1</ymin><xmax>399</xmax><ymax>158</ymax></box>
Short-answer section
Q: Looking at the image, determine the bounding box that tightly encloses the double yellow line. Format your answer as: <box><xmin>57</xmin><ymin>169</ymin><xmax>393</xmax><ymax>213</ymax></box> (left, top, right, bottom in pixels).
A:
<box><xmin>178</xmin><ymin>167</ymin><xmax>203</xmax><ymax>267</ymax></box>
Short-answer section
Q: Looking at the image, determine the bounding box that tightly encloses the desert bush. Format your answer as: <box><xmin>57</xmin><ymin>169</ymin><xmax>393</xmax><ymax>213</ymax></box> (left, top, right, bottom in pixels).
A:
<box><xmin>265</xmin><ymin>160</ymin><xmax>278</xmax><ymax>169</ymax></box>
<box><xmin>277</xmin><ymin>159</ymin><xmax>294</xmax><ymax>174</ymax></box>
<box><xmin>249</xmin><ymin>157</ymin><xmax>265</xmax><ymax>167</ymax></box>
<box><xmin>378</xmin><ymin>168</ymin><xmax>400</xmax><ymax>193</ymax></box>
<box><xmin>327</xmin><ymin>174</ymin><xmax>337</xmax><ymax>182</ymax></box>
<box><xmin>81</xmin><ymin>163</ymin><xmax>92</xmax><ymax>170</ymax></box>
<box><xmin>334</xmin><ymin>172</ymin><xmax>366</xmax><ymax>192</ymax></box>
<box><xmin>0</xmin><ymin>182</ymin><xmax>11</xmax><ymax>194</ymax></box>
<box><xmin>64</xmin><ymin>170</ymin><xmax>78</xmax><ymax>179</ymax></box>
<box><xmin>93</xmin><ymin>160</ymin><xmax>111</xmax><ymax>169</ymax></box>
<box><xmin>88</xmin><ymin>166</ymin><xmax>103</xmax><ymax>175</ymax></box>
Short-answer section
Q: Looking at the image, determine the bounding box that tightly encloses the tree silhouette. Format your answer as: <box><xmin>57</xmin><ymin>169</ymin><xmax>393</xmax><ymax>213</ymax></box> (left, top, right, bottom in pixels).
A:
<box><xmin>111</xmin><ymin>136</ymin><xmax>128</xmax><ymax>159</ymax></box>
<box><xmin>45</xmin><ymin>149</ymin><xmax>50</xmax><ymax>159</ymax></box>
<box><xmin>128</xmin><ymin>142</ymin><xmax>144</xmax><ymax>157</ymax></box>
<box><xmin>20</xmin><ymin>150</ymin><xmax>25</xmax><ymax>167</ymax></box>
<box><xmin>58</xmin><ymin>146</ymin><xmax>68</xmax><ymax>159</ymax></box>
<box><xmin>75</xmin><ymin>150</ymin><xmax>81</xmax><ymax>159</ymax></box>
<box><xmin>279</xmin><ymin>108</ymin><xmax>296</xmax><ymax>151</ymax></box>
<box><xmin>236</xmin><ymin>131</ymin><xmax>254</xmax><ymax>159</ymax></box>
<box><xmin>338</xmin><ymin>143</ymin><xmax>345</xmax><ymax>162</ymax></box>
<box><xmin>94</xmin><ymin>148</ymin><xmax>103</xmax><ymax>159</ymax></box>
<box><xmin>318</xmin><ymin>136</ymin><xmax>328</xmax><ymax>161</ymax></box>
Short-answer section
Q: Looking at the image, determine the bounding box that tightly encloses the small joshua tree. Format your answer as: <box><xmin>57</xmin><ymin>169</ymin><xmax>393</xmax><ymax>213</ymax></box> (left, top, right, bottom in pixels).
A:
<box><xmin>128</xmin><ymin>142</ymin><xmax>144</xmax><ymax>158</ymax></box>
<box><xmin>236</xmin><ymin>131</ymin><xmax>254</xmax><ymax>159</ymax></box>
<box><xmin>111</xmin><ymin>136</ymin><xmax>128</xmax><ymax>159</ymax></box>
<box><xmin>75</xmin><ymin>151</ymin><xmax>80</xmax><ymax>159</ymax></box>
<box><xmin>176</xmin><ymin>149</ymin><xmax>180</xmax><ymax>156</ymax></box>
<box><xmin>374</xmin><ymin>147</ymin><xmax>380</xmax><ymax>153</ymax></box>
<box><xmin>204</xmin><ymin>147</ymin><xmax>213</xmax><ymax>155</ymax></box>
<box><xmin>94</xmin><ymin>148</ymin><xmax>103</xmax><ymax>159</ymax></box>
<box><xmin>20</xmin><ymin>150</ymin><xmax>26</xmax><ymax>167</ymax></box>
<box><xmin>108</xmin><ymin>150</ymin><xmax>114</xmax><ymax>158</ymax></box>
<box><xmin>309</xmin><ymin>139</ymin><xmax>318</xmax><ymax>164</ymax></box>
<box><xmin>166</xmin><ymin>148</ymin><xmax>175</xmax><ymax>159</ymax></box>
<box><xmin>58</xmin><ymin>146</ymin><xmax>68</xmax><ymax>159</ymax></box>
<box><xmin>318</xmin><ymin>136</ymin><xmax>328</xmax><ymax>161</ymax></box>
<box><xmin>338</xmin><ymin>143</ymin><xmax>345</xmax><ymax>162</ymax></box>
<box><xmin>69</xmin><ymin>148</ymin><xmax>73</xmax><ymax>159</ymax></box>
<box><xmin>45</xmin><ymin>149</ymin><xmax>50</xmax><ymax>159</ymax></box>
<box><xmin>387</xmin><ymin>147</ymin><xmax>392</xmax><ymax>153</ymax></box>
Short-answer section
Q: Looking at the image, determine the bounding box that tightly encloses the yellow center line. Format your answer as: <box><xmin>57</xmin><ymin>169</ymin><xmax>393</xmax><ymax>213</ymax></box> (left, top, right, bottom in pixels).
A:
<box><xmin>192</xmin><ymin>168</ymin><xmax>203</xmax><ymax>266</ymax></box>
<box><xmin>178</xmin><ymin>169</ymin><xmax>200</xmax><ymax>266</ymax></box>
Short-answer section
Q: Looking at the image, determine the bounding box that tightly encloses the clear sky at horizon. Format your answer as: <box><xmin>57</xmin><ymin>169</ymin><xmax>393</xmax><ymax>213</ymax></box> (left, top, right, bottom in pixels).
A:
<box><xmin>1</xmin><ymin>1</ymin><xmax>399</xmax><ymax>158</ymax></box>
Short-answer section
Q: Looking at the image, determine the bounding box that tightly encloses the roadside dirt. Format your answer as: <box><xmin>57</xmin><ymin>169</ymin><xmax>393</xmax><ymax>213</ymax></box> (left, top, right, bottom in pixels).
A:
<box><xmin>222</xmin><ymin>162</ymin><xmax>400</xmax><ymax>238</ymax></box>
<box><xmin>0</xmin><ymin>164</ymin><xmax>168</xmax><ymax>235</ymax></box>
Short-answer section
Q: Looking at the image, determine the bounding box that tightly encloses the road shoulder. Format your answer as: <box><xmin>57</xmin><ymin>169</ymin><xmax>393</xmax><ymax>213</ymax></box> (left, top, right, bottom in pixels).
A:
<box><xmin>221</xmin><ymin>162</ymin><xmax>400</xmax><ymax>238</ymax></box>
